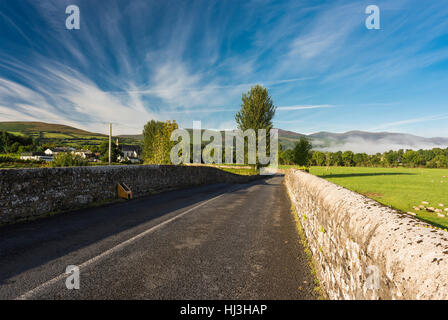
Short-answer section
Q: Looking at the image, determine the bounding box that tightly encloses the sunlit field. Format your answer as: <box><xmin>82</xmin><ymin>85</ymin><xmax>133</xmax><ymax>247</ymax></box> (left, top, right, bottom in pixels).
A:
<box><xmin>307</xmin><ymin>166</ymin><xmax>448</xmax><ymax>229</ymax></box>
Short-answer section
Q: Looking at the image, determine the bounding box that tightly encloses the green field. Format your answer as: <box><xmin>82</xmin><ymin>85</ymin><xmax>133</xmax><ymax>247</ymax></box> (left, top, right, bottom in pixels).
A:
<box><xmin>219</xmin><ymin>167</ymin><xmax>258</xmax><ymax>176</ymax></box>
<box><xmin>0</xmin><ymin>121</ymin><xmax>141</xmax><ymax>148</ymax></box>
<box><xmin>304</xmin><ymin>166</ymin><xmax>448</xmax><ymax>228</ymax></box>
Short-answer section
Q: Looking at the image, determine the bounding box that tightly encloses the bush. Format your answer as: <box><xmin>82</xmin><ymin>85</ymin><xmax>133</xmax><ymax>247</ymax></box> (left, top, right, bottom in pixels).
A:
<box><xmin>52</xmin><ymin>153</ymin><xmax>88</xmax><ymax>167</ymax></box>
<box><xmin>0</xmin><ymin>156</ymin><xmax>44</xmax><ymax>164</ymax></box>
<box><xmin>0</xmin><ymin>156</ymin><xmax>16</xmax><ymax>163</ymax></box>
<box><xmin>0</xmin><ymin>130</ymin><xmax>35</xmax><ymax>153</ymax></box>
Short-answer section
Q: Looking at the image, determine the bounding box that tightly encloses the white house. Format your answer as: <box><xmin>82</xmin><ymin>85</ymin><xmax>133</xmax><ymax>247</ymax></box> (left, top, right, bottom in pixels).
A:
<box><xmin>44</xmin><ymin>147</ymin><xmax>75</xmax><ymax>156</ymax></box>
<box><xmin>73</xmin><ymin>149</ymin><xmax>94</xmax><ymax>159</ymax></box>
<box><xmin>119</xmin><ymin>145</ymin><xmax>141</xmax><ymax>163</ymax></box>
<box><xmin>20</xmin><ymin>152</ymin><xmax>53</xmax><ymax>161</ymax></box>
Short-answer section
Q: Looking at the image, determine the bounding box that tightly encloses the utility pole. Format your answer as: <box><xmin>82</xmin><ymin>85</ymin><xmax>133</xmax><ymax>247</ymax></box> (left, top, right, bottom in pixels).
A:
<box><xmin>108</xmin><ymin>123</ymin><xmax>112</xmax><ymax>165</ymax></box>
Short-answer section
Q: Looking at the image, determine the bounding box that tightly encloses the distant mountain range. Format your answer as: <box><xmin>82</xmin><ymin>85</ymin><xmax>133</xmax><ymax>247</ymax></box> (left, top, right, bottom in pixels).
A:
<box><xmin>1</xmin><ymin>121</ymin><xmax>447</xmax><ymax>154</ymax></box>
<box><xmin>278</xmin><ymin>129</ymin><xmax>448</xmax><ymax>153</ymax></box>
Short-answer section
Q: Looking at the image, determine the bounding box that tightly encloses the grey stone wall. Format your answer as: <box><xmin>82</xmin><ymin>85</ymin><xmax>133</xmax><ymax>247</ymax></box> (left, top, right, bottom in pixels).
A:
<box><xmin>285</xmin><ymin>169</ymin><xmax>448</xmax><ymax>300</ymax></box>
<box><xmin>0</xmin><ymin>165</ymin><xmax>259</xmax><ymax>225</ymax></box>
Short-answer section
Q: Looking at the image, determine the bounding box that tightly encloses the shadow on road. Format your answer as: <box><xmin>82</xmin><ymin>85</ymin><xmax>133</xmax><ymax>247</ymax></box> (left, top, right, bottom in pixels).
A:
<box><xmin>0</xmin><ymin>178</ymin><xmax>269</xmax><ymax>286</ymax></box>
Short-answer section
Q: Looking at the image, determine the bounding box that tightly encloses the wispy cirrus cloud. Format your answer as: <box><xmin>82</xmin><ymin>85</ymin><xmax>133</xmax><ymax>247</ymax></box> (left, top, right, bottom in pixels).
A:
<box><xmin>277</xmin><ymin>104</ymin><xmax>334</xmax><ymax>111</ymax></box>
<box><xmin>0</xmin><ymin>59</ymin><xmax>157</xmax><ymax>133</ymax></box>
<box><xmin>370</xmin><ymin>114</ymin><xmax>448</xmax><ymax>131</ymax></box>
<box><xmin>0</xmin><ymin>0</ymin><xmax>448</xmax><ymax>137</ymax></box>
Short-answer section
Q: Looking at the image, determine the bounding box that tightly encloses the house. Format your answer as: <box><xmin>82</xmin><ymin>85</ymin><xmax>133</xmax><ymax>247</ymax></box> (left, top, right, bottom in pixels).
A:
<box><xmin>73</xmin><ymin>149</ymin><xmax>94</xmax><ymax>160</ymax></box>
<box><xmin>44</xmin><ymin>147</ymin><xmax>75</xmax><ymax>156</ymax></box>
<box><xmin>20</xmin><ymin>152</ymin><xmax>53</xmax><ymax>162</ymax></box>
<box><xmin>119</xmin><ymin>145</ymin><xmax>141</xmax><ymax>163</ymax></box>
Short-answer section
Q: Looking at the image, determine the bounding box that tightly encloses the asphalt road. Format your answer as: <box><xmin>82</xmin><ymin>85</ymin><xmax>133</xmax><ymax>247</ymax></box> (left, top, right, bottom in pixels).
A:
<box><xmin>0</xmin><ymin>176</ymin><xmax>317</xmax><ymax>300</ymax></box>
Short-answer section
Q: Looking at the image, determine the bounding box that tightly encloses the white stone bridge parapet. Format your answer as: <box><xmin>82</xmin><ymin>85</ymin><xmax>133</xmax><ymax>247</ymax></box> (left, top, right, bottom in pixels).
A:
<box><xmin>285</xmin><ymin>169</ymin><xmax>448</xmax><ymax>300</ymax></box>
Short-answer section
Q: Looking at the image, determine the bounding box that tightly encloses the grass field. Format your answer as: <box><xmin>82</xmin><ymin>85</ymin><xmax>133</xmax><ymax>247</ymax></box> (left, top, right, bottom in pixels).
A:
<box><xmin>187</xmin><ymin>163</ymin><xmax>259</xmax><ymax>176</ymax></box>
<box><xmin>306</xmin><ymin>166</ymin><xmax>448</xmax><ymax>229</ymax></box>
<box><xmin>219</xmin><ymin>167</ymin><xmax>258</xmax><ymax>175</ymax></box>
<box><xmin>0</xmin><ymin>121</ymin><xmax>140</xmax><ymax>148</ymax></box>
<box><xmin>0</xmin><ymin>162</ymin><xmax>50</xmax><ymax>169</ymax></box>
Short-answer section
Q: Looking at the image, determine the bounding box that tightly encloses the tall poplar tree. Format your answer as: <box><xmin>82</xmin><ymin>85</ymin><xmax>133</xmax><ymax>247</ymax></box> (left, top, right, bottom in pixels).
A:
<box><xmin>235</xmin><ymin>85</ymin><xmax>276</xmax><ymax>166</ymax></box>
<box><xmin>235</xmin><ymin>85</ymin><xmax>276</xmax><ymax>132</ymax></box>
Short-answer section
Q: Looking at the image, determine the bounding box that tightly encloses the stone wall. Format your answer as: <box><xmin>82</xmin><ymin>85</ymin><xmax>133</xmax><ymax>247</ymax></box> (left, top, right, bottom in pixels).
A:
<box><xmin>285</xmin><ymin>169</ymin><xmax>448</xmax><ymax>300</ymax></box>
<box><xmin>0</xmin><ymin>165</ymin><xmax>260</xmax><ymax>225</ymax></box>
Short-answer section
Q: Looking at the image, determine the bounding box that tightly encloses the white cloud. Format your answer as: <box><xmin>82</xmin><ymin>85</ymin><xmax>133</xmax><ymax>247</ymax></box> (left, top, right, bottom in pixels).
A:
<box><xmin>317</xmin><ymin>138</ymin><xmax>448</xmax><ymax>154</ymax></box>
<box><xmin>2</xmin><ymin>0</ymin><xmax>448</xmax><ymax>138</ymax></box>
<box><xmin>277</xmin><ymin>104</ymin><xmax>334</xmax><ymax>111</ymax></box>
<box><xmin>0</xmin><ymin>64</ymin><xmax>157</xmax><ymax>135</ymax></box>
<box><xmin>274</xmin><ymin>119</ymin><xmax>303</xmax><ymax>124</ymax></box>
<box><xmin>370</xmin><ymin>114</ymin><xmax>448</xmax><ymax>131</ymax></box>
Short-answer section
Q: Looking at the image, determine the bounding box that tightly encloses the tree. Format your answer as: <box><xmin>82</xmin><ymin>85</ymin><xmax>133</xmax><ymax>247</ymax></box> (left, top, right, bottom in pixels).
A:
<box><xmin>325</xmin><ymin>152</ymin><xmax>332</xmax><ymax>167</ymax></box>
<box><xmin>235</xmin><ymin>85</ymin><xmax>276</xmax><ymax>132</ymax></box>
<box><xmin>99</xmin><ymin>141</ymin><xmax>122</xmax><ymax>163</ymax></box>
<box><xmin>342</xmin><ymin>151</ymin><xmax>354</xmax><ymax>166</ymax></box>
<box><xmin>0</xmin><ymin>130</ymin><xmax>34</xmax><ymax>154</ymax></box>
<box><xmin>293</xmin><ymin>138</ymin><xmax>312</xmax><ymax>166</ymax></box>
<box><xmin>142</xmin><ymin>120</ymin><xmax>165</xmax><ymax>160</ymax></box>
<box><xmin>312</xmin><ymin>151</ymin><xmax>326</xmax><ymax>166</ymax></box>
<box><xmin>281</xmin><ymin>146</ymin><xmax>448</xmax><ymax>169</ymax></box>
<box><xmin>329</xmin><ymin>151</ymin><xmax>343</xmax><ymax>166</ymax></box>
<box><xmin>384</xmin><ymin>150</ymin><xmax>399</xmax><ymax>167</ymax></box>
<box><xmin>235</xmin><ymin>85</ymin><xmax>276</xmax><ymax>166</ymax></box>
<box><xmin>145</xmin><ymin>120</ymin><xmax>178</xmax><ymax>164</ymax></box>
<box><xmin>279</xmin><ymin>146</ymin><xmax>295</xmax><ymax>165</ymax></box>
<box><xmin>370</xmin><ymin>153</ymin><xmax>382</xmax><ymax>167</ymax></box>
<box><xmin>427</xmin><ymin>154</ymin><xmax>448</xmax><ymax>168</ymax></box>
<box><xmin>353</xmin><ymin>153</ymin><xmax>368</xmax><ymax>166</ymax></box>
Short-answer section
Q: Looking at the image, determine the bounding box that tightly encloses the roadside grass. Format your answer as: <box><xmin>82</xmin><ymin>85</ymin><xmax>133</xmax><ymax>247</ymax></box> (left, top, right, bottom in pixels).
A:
<box><xmin>218</xmin><ymin>167</ymin><xmax>259</xmax><ymax>175</ymax></box>
<box><xmin>285</xmin><ymin>191</ymin><xmax>325</xmax><ymax>299</ymax></box>
<box><xmin>186</xmin><ymin>163</ymin><xmax>258</xmax><ymax>175</ymax></box>
<box><xmin>0</xmin><ymin>162</ymin><xmax>257</xmax><ymax>171</ymax></box>
<box><xmin>0</xmin><ymin>162</ymin><xmax>50</xmax><ymax>169</ymax></box>
<box><xmin>278</xmin><ymin>165</ymin><xmax>309</xmax><ymax>172</ymax></box>
<box><xmin>212</xmin><ymin>163</ymin><xmax>253</xmax><ymax>167</ymax></box>
<box><xmin>0</xmin><ymin>160</ymin><xmax>126</xmax><ymax>169</ymax></box>
<box><xmin>0</xmin><ymin>154</ymin><xmax>50</xmax><ymax>168</ymax></box>
<box><xmin>304</xmin><ymin>166</ymin><xmax>448</xmax><ymax>229</ymax></box>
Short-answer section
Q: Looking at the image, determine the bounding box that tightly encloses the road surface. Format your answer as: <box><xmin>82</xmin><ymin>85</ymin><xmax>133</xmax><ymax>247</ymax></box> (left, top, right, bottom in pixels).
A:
<box><xmin>0</xmin><ymin>176</ymin><xmax>317</xmax><ymax>299</ymax></box>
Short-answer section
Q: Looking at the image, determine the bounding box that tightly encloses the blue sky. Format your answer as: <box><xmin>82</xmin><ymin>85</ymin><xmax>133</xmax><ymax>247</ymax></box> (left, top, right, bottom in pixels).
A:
<box><xmin>0</xmin><ymin>0</ymin><xmax>447</xmax><ymax>136</ymax></box>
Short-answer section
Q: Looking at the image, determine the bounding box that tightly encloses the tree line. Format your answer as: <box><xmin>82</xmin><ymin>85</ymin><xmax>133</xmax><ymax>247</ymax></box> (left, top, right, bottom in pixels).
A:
<box><xmin>141</xmin><ymin>85</ymin><xmax>276</xmax><ymax>166</ymax></box>
<box><xmin>279</xmin><ymin>137</ymin><xmax>448</xmax><ymax>168</ymax></box>
<box><xmin>0</xmin><ymin>130</ymin><xmax>37</xmax><ymax>154</ymax></box>
<box><xmin>3</xmin><ymin>85</ymin><xmax>447</xmax><ymax>169</ymax></box>
<box><xmin>140</xmin><ymin>84</ymin><xmax>448</xmax><ymax>169</ymax></box>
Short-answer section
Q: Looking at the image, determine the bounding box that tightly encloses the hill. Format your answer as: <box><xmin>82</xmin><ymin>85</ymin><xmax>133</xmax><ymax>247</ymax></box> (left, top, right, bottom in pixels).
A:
<box><xmin>1</xmin><ymin>121</ymin><xmax>447</xmax><ymax>153</ymax></box>
<box><xmin>0</xmin><ymin>121</ymin><xmax>105</xmax><ymax>137</ymax></box>
<box><xmin>307</xmin><ymin>130</ymin><xmax>448</xmax><ymax>154</ymax></box>
<box><xmin>119</xmin><ymin>128</ymin><xmax>448</xmax><ymax>153</ymax></box>
<box><xmin>0</xmin><ymin>121</ymin><xmax>138</xmax><ymax>147</ymax></box>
